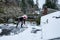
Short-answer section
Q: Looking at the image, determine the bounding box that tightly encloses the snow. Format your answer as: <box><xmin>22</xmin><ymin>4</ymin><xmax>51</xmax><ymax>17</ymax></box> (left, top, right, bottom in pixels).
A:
<box><xmin>0</xmin><ymin>11</ymin><xmax>60</xmax><ymax>40</ymax></box>
<box><xmin>0</xmin><ymin>23</ymin><xmax>41</xmax><ymax>40</ymax></box>
<box><xmin>0</xmin><ymin>29</ymin><xmax>2</xmax><ymax>33</ymax></box>
<box><xmin>41</xmin><ymin>11</ymin><xmax>60</xmax><ymax>39</ymax></box>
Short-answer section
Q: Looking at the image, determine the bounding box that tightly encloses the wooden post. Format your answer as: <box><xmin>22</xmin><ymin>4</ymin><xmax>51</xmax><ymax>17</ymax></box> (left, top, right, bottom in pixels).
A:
<box><xmin>43</xmin><ymin>6</ymin><xmax>48</xmax><ymax>15</ymax></box>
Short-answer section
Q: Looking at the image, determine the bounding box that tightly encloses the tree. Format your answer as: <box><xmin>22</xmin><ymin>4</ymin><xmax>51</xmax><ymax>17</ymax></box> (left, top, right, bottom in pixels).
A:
<box><xmin>27</xmin><ymin>0</ymin><xmax>34</xmax><ymax>8</ymax></box>
<box><xmin>20</xmin><ymin>0</ymin><xmax>27</xmax><ymax>14</ymax></box>
<box><xmin>20</xmin><ymin>0</ymin><xmax>35</xmax><ymax>14</ymax></box>
<box><xmin>5</xmin><ymin>0</ymin><xmax>8</xmax><ymax>4</ymax></box>
<box><xmin>0</xmin><ymin>0</ymin><xmax>2</xmax><ymax>2</ymax></box>
<box><xmin>43</xmin><ymin>0</ymin><xmax>58</xmax><ymax>9</ymax></box>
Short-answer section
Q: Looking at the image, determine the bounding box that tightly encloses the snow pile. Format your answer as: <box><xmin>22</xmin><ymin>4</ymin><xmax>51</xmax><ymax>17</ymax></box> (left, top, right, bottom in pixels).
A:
<box><xmin>41</xmin><ymin>11</ymin><xmax>60</xmax><ymax>39</ymax></box>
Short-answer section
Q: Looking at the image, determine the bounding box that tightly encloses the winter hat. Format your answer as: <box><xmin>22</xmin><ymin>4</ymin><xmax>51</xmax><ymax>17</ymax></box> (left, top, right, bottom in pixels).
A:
<box><xmin>22</xmin><ymin>15</ymin><xmax>28</xmax><ymax>19</ymax></box>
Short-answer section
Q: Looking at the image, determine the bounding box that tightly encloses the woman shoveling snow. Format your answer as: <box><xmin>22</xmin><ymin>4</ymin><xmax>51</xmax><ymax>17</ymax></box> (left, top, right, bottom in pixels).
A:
<box><xmin>16</xmin><ymin>15</ymin><xmax>28</xmax><ymax>28</ymax></box>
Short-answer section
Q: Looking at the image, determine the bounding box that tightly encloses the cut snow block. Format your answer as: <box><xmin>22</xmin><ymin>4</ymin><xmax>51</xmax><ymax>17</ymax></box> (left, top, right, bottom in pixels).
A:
<box><xmin>0</xmin><ymin>29</ymin><xmax>2</xmax><ymax>33</ymax></box>
<box><xmin>31</xmin><ymin>30</ymin><xmax>37</xmax><ymax>33</ymax></box>
<box><xmin>31</xmin><ymin>28</ymin><xmax>41</xmax><ymax>33</ymax></box>
<box><xmin>0</xmin><ymin>29</ymin><xmax>11</xmax><ymax>36</ymax></box>
<box><xmin>49</xmin><ymin>37</ymin><xmax>60</xmax><ymax>40</ymax></box>
<box><xmin>52</xmin><ymin>16</ymin><xmax>60</xmax><ymax>19</ymax></box>
<box><xmin>0</xmin><ymin>26</ymin><xmax>2</xmax><ymax>29</ymax></box>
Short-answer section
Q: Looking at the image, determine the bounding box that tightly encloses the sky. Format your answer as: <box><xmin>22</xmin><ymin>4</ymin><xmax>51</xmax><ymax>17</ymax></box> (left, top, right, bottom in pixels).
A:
<box><xmin>34</xmin><ymin>0</ymin><xmax>60</xmax><ymax>8</ymax></box>
<box><xmin>33</xmin><ymin>0</ymin><xmax>45</xmax><ymax>8</ymax></box>
<box><xmin>58</xmin><ymin>0</ymin><xmax>60</xmax><ymax>4</ymax></box>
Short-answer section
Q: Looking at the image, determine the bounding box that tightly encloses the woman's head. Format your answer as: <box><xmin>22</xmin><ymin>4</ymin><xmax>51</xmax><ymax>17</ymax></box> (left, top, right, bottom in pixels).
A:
<box><xmin>22</xmin><ymin>15</ymin><xmax>28</xmax><ymax>19</ymax></box>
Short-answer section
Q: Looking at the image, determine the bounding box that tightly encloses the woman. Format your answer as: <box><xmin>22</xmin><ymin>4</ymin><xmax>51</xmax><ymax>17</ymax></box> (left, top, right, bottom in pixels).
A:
<box><xmin>16</xmin><ymin>15</ymin><xmax>28</xmax><ymax>28</ymax></box>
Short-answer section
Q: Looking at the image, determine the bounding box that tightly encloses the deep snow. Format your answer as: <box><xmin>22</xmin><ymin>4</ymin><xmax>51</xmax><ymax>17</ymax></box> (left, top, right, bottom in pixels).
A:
<box><xmin>0</xmin><ymin>11</ymin><xmax>60</xmax><ymax>40</ymax></box>
<box><xmin>41</xmin><ymin>11</ymin><xmax>60</xmax><ymax>39</ymax></box>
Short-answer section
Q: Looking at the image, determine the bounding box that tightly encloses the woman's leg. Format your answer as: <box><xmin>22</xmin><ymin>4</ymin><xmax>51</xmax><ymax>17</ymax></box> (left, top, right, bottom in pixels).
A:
<box><xmin>21</xmin><ymin>21</ymin><xmax>23</xmax><ymax>28</ymax></box>
<box><xmin>24</xmin><ymin>19</ymin><xmax>25</xmax><ymax>24</ymax></box>
<box><xmin>16</xmin><ymin>21</ymin><xmax>19</xmax><ymax>28</ymax></box>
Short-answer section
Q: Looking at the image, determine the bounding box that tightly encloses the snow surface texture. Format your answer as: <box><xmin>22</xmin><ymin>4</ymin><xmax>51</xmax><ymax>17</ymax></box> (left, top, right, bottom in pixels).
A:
<box><xmin>41</xmin><ymin>11</ymin><xmax>60</xmax><ymax>39</ymax></box>
<box><xmin>0</xmin><ymin>21</ymin><xmax>41</xmax><ymax>40</ymax></box>
<box><xmin>0</xmin><ymin>11</ymin><xmax>60</xmax><ymax>40</ymax></box>
<box><xmin>0</xmin><ymin>23</ymin><xmax>28</xmax><ymax>35</ymax></box>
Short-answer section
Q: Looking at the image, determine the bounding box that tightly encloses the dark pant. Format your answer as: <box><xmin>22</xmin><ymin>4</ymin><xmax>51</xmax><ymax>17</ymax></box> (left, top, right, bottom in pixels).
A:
<box><xmin>16</xmin><ymin>17</ymin><xmax>24</xmax><ymax>28</ymax></box>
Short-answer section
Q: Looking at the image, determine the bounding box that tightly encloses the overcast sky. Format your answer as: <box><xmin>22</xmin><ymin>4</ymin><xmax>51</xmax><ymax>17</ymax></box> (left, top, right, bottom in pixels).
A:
<box><xmin>33</xmin><ymin>0</ymin><xmax>45</xmax><ymax>8</ymax></box>
<box><xmin>58</xmin><ymin>0</ymin><xmax>60</xmax><ymax>4</ymax></box>
<box><xmin>34</xmin><ymin>0</ymin><xmax>60</xmax><ymax>8</ymax></box>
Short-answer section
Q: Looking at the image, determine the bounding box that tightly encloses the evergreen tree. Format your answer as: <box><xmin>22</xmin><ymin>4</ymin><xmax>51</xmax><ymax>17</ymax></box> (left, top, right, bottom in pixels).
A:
<box><xmin>27</xmin><ymin>0</ymin><xmax>34</xmax><ymax>8</ymax></box>
<box><xmin>43</xmin><ymin>0</ymin><xmax>58</xmax><ymax>9</ymax></box>
<box><xmin>20</xmin><ymin>0</ymin><xmax>34</xmax><ymax>14</ymax></box>
<box><xmin>0</xmin><ymin>0</ymin><xmax>2</xmax><ymax>2</ymax></box>
<box><xmin>5</xmin><ymin>0</ymin><xmax>8</xmax><ymax>4</ymax></box>
<box><xmin>20</xmin><ymin>0</ymin><xmax>27</xmax><ymax>14</ymax></box>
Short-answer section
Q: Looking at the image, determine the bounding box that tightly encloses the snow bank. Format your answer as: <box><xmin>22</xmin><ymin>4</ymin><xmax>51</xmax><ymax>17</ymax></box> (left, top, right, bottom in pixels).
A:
<box><xmin>41</xmin><ymin>11</ymin><xmax>60</xmax><ymax>39</ymax></box>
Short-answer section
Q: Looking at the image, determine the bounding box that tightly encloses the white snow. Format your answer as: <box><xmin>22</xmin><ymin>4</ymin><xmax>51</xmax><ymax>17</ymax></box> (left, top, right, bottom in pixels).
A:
<box><xmin>41</xmin><ymin>11</ymin><xmax>60</xmax><ymax>39</ymax></box>
<box><xmin>0</xmin><ymin>23</ymin><xmax>41</xmax><ymax>40</ymax></box>
<box><xmin>0</xmin><ymin>29</ymin><xmax>2</xmax><ymax>33</ymax></box>
<box><xmin>0</xmin><ymin>11</ymin><xmax>60</xmax><ymax>40</ymax></box>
